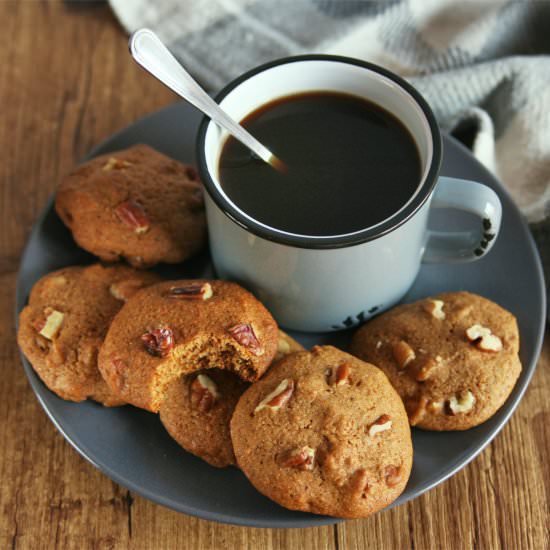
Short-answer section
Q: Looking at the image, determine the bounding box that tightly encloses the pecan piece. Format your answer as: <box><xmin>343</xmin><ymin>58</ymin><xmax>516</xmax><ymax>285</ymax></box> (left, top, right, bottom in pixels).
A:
<box><xmin>384</xmin><ymin>465</ymin><xmax>403</xmax><ymax>487</ymax></box>
<box><xmin>349</xmin><ymin>468</ymin><xmax>370</xmax><ymax>498</ymax></box>
<box><xmin>408</xmin><ymin>395</ymin><xmax>428</xmax><ymax>426</ymax></box>
<box><xmin>415</xmin><ymin>357</ymin><xmax>439</xmax><ymax>382</ymax></box>
<box><xmin>466</xmin><ymin>324</ymin><xmax>502</xmax><ymax>352</ymax></box>
<box><xmin>35</xmin><ymin>336</ymin><xmax>50</xmax><ymax>352</ymax></box>
<box><xmin>428</xmin><ymin>400</ymin><xmax>444</xmax><ymax>414</ymax></box>
<box><xmin>165</xmin><ymin>282</ymin><xmax>213</xmax><ymax>301</ymax></box>
<box><xmin>190</xmin><ymin>374</ymin><xmax>219</xmax><ymax>412</ymax></box>
<box><xmin>392</xmin><ymin>340</ymin><xmax>416</xmax><ymax>369</ymax></box>
<box><xmin>141</xmin><ymin>327</ymin><xmax>174</xmax><ymax>357</ymax></box>
<box><xmin>447</xmin><ymin>390</ymin><xmax>475</xmax><ymax>415</ymax></box>
<box><xmin>109</xmin><ymin>279</ymin><xmax>148</xmax><ymax>301</ymax></box>
<box><xmin>327</xmin><ymin>363</ymin><xmax>351</xmax><ymax>386</ymax></box>
<box><xmin>423</xmin><ymin>299</ymin><xmax>445</xmax><ymax>320</ymax></box>
<box><xmin>34</xmin><ymin>308</ymin><xmax>64</xmax><ymax>340</ymax></box>
<box><xmin>367</xmin><ymin>414</ymin><xmax>392</xmax><ymax>437</ymax></box>
<box><xmin>228</xmin><ymin>323</ymin><xmax>263</xmax><ymax>356</ymax></box>
<box><xmin>281</xmin><ymin>446</ymin><xmax>315</xmax><ymax>471</ymax></box>
<box><xmin>254</xmin><ymin>379</ymin><xmax>294</xmax><ymax>413</ymax></box>
<box><xmin>103</xmin><ymin>157</ymin><xmax>132</xmax><ymax>171</ymax></box>
<box><xmin>115</xmin><ymin>200</ymin><xmax>150</xmax><ymax>234</ymax></box>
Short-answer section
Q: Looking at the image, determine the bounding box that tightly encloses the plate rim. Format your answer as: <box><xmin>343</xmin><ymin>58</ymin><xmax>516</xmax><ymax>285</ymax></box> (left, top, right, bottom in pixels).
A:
<box><xmin>15</xmin><ymin>101</ymin><xmax>547</xmax><ymax>528</ymax></box>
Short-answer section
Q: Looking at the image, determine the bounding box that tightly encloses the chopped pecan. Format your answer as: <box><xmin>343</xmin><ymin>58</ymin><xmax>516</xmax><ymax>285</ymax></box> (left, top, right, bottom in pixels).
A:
<box><xmin>367</xmin><ymin>414</ymin><xmax>392</xmax><ymax>437</ymax></box>
<box><xmin>228</xmin><ymin>323</ymin><xmax>263</xmax><ymax>356</ymax></box>
<box><xmin>428</xmin><ymin>400</ymin><xmax>444</xmax><ymax>414</ymax></box>
<box><xmin>115</xmin><ymin>200</ymin><xmax>150</xmax><ymax>234</ymax></box>
<box><xmin>254</xmin><ymin>379</ymin><xmax>294</xmax><ymax>413</ymax></box>
<box><xmin>280</xmin><ymin>446</ymin><xmax>315</xmax><ymax>471</ymax></box>
<box><xmin>35</xmin><ymin>336</ymin><xmax>50</xmax><ymax>352</ymax></box>
<box><xmin>466</xmin><ymin>324</ymin><xmax>502</xmax><ymax>352</ymax></box>
<box><xmin>327</xmin><ymin>363</ymin><xmax>351</xmax><ymax>386</ymax></box>
<box><xmin>141</xmin><ymin>327</ymin><xmax>174</xmax><ymax>357</ymax></box>
<box><xmin>384</xmin><ymin>465</ymin><xmax>402</xmax><ymax>487</ymax></box>
<box><xmin>349</xmin><ymin>468</ymin><xmax>370</xmax><ymax>498</ymax></box>
<box><xmin>392</xmin><ymin>340</ymin><xmax>416</xmax><ymax>369</ymax></box>
<box><xmin>423</xmin><ymin>299</ymin><xmax>445</xmax><ymax>320</ymax></box>
<box><xmin>190</xmin><ymin>374</ymin><xmax>219</xmax><ymax>412</ymax></box>
<box><xmin>408</xmin><ymin>395</ymin><xmax>428</xmax><ymax>426</ymax></box>
<box><xmin>165</xmin><ymin>282</ymin><xmax>213</xmax><ymax>301</ymax></box>
<box><xmin>109</xmin><ymin>279</ymin><xmax>148</xmax><ymax>301</ymax></box>
<box><xmin>103</xmin><ymin>157</ymin><xmax>132</xmax><ymax>171</ymax></box>
<box><xmin>415</xmin><ymin>357</ymin><xmax>439</xmax><ymax>382</ymax></box>
<box><xmin>447</xmin><ymin>390</ymin><xmax>475</xmax><ymax>415</ymax></box>
<box><xmin>34</xmin><ymin>308</ymin><xmax>64</xmax><ymax>340</ymax></box>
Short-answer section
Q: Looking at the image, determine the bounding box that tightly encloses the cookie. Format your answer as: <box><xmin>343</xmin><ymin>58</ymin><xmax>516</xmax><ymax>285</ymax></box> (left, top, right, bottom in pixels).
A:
<box><xmin>350</xmin><ymin>292</ymin><xmax>521</xmax><ymax>430</ymax></box>
<box><xmin>55</xmin><ymin>144</ymin><xmax>206</xmax><ymax>268</ymax></box>
<box><xmin>230</xmin><ymin>346</ymin><xmax>412</xmax><ymax>518</ymax></box>
<box><xmin>160</xmin><ymin>370</ymin><xmax>248</xmax><ymax>468</ymax></box>
<box><xmin>274</xmin><ymin>329</ymin><xmax>304</xmax><ymax>362</ymax></box>
<box><xmin>159</xmin><ymin>330</ymin><xmax>304</xmax><ymax>468</ymax></box>
<box><xmin>17</xmin><ymin>264</ymin><xmax>160</xmax><ymax>405</ymax></box>
<box><xmin>98</xmin><ymin>280</ymin><xmax>279</xmax><ymax>412</ymax></box>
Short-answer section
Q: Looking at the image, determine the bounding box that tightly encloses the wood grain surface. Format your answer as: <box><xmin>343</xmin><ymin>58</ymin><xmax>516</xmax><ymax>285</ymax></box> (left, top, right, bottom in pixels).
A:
<box><xmin>1</xmin><ymin>3</ymin><xmax>548</xmax><ymax>549</ymax></box>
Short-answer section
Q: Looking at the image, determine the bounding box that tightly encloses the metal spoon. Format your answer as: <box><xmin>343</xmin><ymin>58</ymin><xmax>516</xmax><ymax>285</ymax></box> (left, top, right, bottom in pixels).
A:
<box><xmin>129</xmin><ymin>28</ymin><xmax>284</xmax><ymax>171</ymax></box>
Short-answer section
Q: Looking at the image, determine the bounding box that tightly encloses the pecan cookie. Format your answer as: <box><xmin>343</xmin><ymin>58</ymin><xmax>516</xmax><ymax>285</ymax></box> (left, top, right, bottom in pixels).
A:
<box><xmin>274</xmin><ymin>329</ymin><xmax>304</xmax><ymax>362</ymax></box>
<box><xmin>159</xmin><ymin>330</ymin><xmax>304</xmax><ymax>468</ymax></box>
<box><xmin>230</xmin><ymin>346</ymin><xmax>412</xmax><ymax>518</ymax></box>
<box><xmin>55</xmin><ymin>144</ymin><xmax>206</xmax><ymax>268</ymax></box>
<box><xmin>17</xmin><ymin>264</ymin><xmax>160</xmax><ymax>405</ymax></box>
<box><xmin>98</xmin><ymin>280</ymin><xmax>279</xmax><ymax>412</ymax></box>
<box><xmin>350</xmin><ymin>292</ymin><xmax>522</xmax><ymax>430</ymax></box>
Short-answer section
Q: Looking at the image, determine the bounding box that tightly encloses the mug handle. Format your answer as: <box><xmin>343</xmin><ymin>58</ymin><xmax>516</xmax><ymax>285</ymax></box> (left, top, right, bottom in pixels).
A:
<box><xmin>422</xmin><ymin>176</ymin><xmax>502</xmax><ymax>264</ymax></box>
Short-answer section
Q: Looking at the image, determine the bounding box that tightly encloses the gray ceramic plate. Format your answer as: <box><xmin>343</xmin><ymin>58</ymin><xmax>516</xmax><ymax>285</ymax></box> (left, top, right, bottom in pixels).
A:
<box><xmin>16</xmin><ymin>102</ymin><xmax>546</xmax><ymax>528</ymax></box>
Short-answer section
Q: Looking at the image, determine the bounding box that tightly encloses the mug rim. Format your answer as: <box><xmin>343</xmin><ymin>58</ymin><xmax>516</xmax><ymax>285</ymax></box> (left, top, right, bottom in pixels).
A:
<box><xmin>196</xmin><ymin>54</ymin><xmax>442</xmax><ymax>250</ymax></box>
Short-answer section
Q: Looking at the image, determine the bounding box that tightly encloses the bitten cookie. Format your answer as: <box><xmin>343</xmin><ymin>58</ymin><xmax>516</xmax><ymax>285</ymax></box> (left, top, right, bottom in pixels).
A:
<box><xmin>350</xmin><ymin>292</ymin><xmax>521</xmax><ymax>430</ymax></box>
<box><xmin>55</xmin><ymin>144</ymin><xmax>206</xmax><ymax>268</ymax></box>
<box><xmin>17</xmin><ymin>264</ymin><xmax>160</xmax><ymax>405</ymax></box>
<box><xmin>230</xmin><ymin>346</ymin><xmax>412</xmax><ymax>518</ymax></box>
<box><xmin>159</xmin><ymin>331</ymin><xmax>304</xmax><ymax>468</ymax></box>
<box><xmin>98</xmin><ymin>280</ymin><xmax>279</xmax><ymax>412</ymax></box>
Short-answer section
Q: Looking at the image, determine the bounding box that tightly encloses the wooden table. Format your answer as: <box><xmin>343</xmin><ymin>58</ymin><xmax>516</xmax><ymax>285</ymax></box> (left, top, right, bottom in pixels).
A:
<box><xmin>1</xmin><ymin>3</ymin><xmax>548</xmax><ymax>549</ymax></box>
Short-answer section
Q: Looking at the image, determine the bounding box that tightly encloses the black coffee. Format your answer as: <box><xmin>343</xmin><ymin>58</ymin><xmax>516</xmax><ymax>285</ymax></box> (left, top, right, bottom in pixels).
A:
<box><xmin>219</xmin><ymin>92</ymin><xmax>421</xmax><ymax>236</ymax></box>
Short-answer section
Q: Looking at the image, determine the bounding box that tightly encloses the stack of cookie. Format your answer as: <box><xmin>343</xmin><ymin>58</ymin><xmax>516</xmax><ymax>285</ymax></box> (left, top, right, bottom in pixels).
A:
<box><xmin>17</xmin><ymin>144</ymin><xmax>522</xmax><ymax>520</ymax></box>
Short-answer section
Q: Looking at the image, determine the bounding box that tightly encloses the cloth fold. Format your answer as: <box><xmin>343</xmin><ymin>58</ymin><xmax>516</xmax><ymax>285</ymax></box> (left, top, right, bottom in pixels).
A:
<box><xmin>110</xmin><ymin>0</ymin><xmax>549</xmax><ymax>301</ymax></box>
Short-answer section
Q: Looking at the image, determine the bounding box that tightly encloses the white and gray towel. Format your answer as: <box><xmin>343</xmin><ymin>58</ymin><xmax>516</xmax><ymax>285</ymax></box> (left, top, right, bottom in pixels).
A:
<box><xmin>110</xmin><ymin>0</ymin><xmax>550</xmax><ymax>302</ymax></box>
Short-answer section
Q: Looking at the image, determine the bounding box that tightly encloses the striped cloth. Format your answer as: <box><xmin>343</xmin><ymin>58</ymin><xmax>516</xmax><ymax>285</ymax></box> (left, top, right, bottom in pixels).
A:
<box><xmin>110</xmin><ymin>0</ymin><xmax>550</xmax><ymax>307</ymax></box>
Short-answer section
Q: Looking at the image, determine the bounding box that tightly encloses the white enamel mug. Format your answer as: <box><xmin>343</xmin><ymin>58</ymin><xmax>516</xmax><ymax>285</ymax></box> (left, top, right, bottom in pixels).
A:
<box><xmin>196</xmin><ymin>55</ymin><xmax>502</xmax><ymax>332</ymax></box>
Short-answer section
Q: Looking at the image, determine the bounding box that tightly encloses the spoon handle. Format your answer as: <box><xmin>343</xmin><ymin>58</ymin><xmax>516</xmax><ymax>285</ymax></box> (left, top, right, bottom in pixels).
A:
<box><xmin>129</xmin><ymin>29</ymin><xmax>276</xmax><ymax>165</ymax></box>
